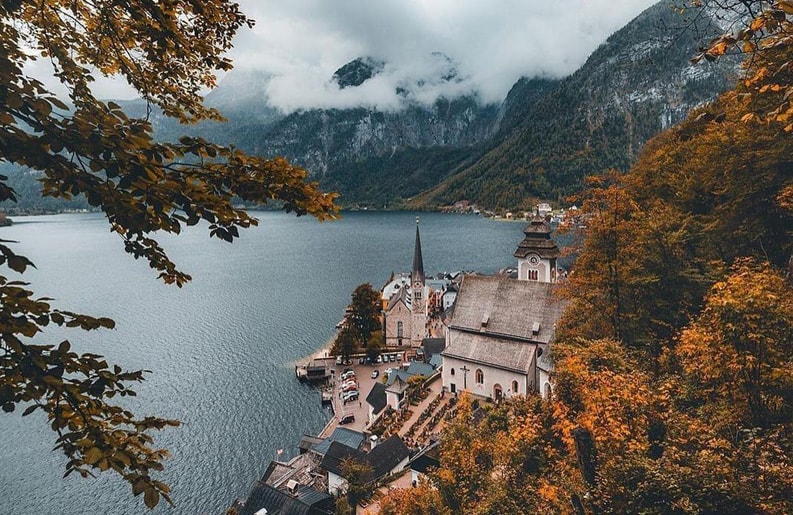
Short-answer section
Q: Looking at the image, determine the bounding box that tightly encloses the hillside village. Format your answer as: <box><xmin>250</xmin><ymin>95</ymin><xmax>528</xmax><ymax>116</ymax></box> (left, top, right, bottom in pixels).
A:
<box><xmin>232</xmin><ymin>214</ymin><xmax>568</xmax><ymax>514</ymax></box>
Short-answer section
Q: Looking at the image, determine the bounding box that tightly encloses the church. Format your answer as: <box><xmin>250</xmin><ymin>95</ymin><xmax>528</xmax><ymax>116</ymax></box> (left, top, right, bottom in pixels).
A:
<box><xmin>381</xmin><ymin>219</ymin><xmax>429</xmax><ymax>347</ymax></box>
<box><xmin>441</xmin><ymin>216</ymin><xmax>566</xmax><ymax>400</ymax></box>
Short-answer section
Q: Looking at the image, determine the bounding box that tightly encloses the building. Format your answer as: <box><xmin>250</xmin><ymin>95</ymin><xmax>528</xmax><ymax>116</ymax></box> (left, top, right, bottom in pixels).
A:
<box><xmin>319</xmin><ymin>436</ymin><xmax>410</xmax><ymax>496</ymax></box>
<box><xmin>383</xmin><ymin>219</ymin><xmax>429</xmax><ymax>347</ymax></box>
<box><xmin>441</xmin><ymin>216</ymin><xmax>565</xmax><ymax>400</ymax></box>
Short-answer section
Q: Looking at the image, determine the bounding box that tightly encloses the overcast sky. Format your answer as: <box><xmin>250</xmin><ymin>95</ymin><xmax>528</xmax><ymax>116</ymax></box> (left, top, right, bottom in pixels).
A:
<box><xmin>52</xmin><ymin>0</ymin><xmax>661</xmax><ymax>111</ymax></box>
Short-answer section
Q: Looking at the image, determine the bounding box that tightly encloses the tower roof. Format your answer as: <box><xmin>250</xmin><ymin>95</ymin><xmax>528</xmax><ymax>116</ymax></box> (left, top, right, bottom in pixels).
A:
<box><xmin>412</xmin><ymin>217</ymin><xmax>425</xmax><ymax>283</ymax></box>
<box><xmin>514</xmin><ymin>215</ymin><xmax>560</xmax><ymax>259</ymax></box>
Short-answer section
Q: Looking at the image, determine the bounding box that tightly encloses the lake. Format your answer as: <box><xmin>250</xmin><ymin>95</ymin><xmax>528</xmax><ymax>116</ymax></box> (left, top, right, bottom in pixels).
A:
<box><xmin>0</xmin><ymin>210</ymin><xmax>539</xmax><ymax>514</ymax></box>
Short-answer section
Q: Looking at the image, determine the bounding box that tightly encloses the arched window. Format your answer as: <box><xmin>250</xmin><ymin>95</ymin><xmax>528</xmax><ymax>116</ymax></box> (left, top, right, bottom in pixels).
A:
<box><xmin>544</xmin><ymin>383</ymin><xmax>552</xmax><ymax>399</ymax></box>
<box><xmin>450</xmin><ymin>368</ymin><xmax>455</xmax><ymax>376</ymax></box>
<box><xmin>475</xmin><ymin>368</ymin><xmax>484</xmax><ymax>384</ymax></box>
<box><xmin>397</xmin><ymin>321</ymin><xmax>403</xmax><ymax>338</ymax></box>
<box><xmin>512</xmin><ymin>380</ymin><xmax>519</xmax><ymax>394</ymax></box>
<box><xmin>529</xmin><ymin>269</ymin><xmax>539</xmax><ymax>281</ymax></box>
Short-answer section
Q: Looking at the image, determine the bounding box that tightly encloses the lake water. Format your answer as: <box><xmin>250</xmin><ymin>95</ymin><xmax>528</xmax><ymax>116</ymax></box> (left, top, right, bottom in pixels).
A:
<box><xmin>0</xmin><ymin>211</ymin><xmax>537</xmax><ymax>514</ymax></box>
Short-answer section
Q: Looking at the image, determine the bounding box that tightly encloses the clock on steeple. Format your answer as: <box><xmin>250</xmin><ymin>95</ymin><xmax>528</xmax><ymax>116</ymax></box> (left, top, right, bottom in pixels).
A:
<box><xmin>514</xmin><ymin>214</ymin><xmax>560</xmax><ymax>283</ymax></box>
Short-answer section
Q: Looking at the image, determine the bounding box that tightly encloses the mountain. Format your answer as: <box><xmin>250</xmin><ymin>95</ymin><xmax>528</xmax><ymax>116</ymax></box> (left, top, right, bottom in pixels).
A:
<box><xmin>210</xmin><ymin>54</ymin><xmax>504</xmax><ymax>206</ymax></box>
<box><xmin>411</xmin><ymin>1</ymin><xmax>740</xmax><ymax>210</ymax></box>
<box><xmin>1</xmin><ymin>2</ymin><xmax>741</xmax><ymax>213</ymax></box>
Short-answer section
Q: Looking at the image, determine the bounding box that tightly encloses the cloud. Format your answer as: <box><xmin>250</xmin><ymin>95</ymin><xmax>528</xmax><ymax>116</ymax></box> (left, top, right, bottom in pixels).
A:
<box><xmin>22</xmin><ymin>0</ymin><xmax>660</xmax><ymax>110</ymax></box>
<box><xmin>228</xmin><ymin>0</ymin><xmax>659</xmax><ymax>112</ymax></box>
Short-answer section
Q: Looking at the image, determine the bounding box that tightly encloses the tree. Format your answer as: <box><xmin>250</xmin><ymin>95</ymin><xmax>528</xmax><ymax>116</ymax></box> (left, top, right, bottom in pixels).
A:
<box><xmin>378</xmin><ymin>481</ymin><xmax>451</xmax><ymax>515</ymax></box>
<box><xmin>676</xmin><ymin>258</ymin><xmax>793</xmax><ymax>429</ymax></box>
<box><xmin>347</xmin><ymin>283</ymin><xmax>381</xmax><ymax>348</ymax></box>
<box><xmin>0</xmin><ymin>0</ymin><xmax>337</xmax><ymax>509</ymax></box>
<box><xmin>333</xmin><ymin>325</ymin><xmax>357</xmax><ymax>364</ymax></box>
<box><xmin>338</xmin><ymin>456</ymin><xmax>374</xmax><ymax>510</ymax></box>
<box><xmin>691</xmin><ymin>1</ymin><xmax>793</xmax><ymax>131</ymax></box>
<box><xmin>364</xmin><ymin>332</ymin><xmax>383</xmax><ymax>363</ymax></box>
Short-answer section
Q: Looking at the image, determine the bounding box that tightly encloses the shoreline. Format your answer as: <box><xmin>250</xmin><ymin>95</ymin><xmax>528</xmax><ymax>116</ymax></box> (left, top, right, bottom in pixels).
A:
<box><xmin>292</xmin><ymin>333</ymin><xmax>336</xmax><ymax>367</ymax></box>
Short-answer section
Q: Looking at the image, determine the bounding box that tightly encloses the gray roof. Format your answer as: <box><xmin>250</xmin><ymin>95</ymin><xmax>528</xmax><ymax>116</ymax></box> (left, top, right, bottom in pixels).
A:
<box><xmin>386</xmin><ymin>370</ymin><xmax>412</xmax><ymax>387</ymax></box>
<box><xmin>367</xmin><ymin>436</ymin><xmax>410</xmax><ymax>480</ymax></box>
<box><xmin>422</xmin><ymin>338</ymin><xmax>446</xmax><ymax>359</ymax></box>
<box><xmin>408</xmin><ymin>440</ymin><xmax>441</xmax><ymax>475</ymax></box>
<box><xmin>386</xmin><ymin>375</ymin><xmax>410</xmax><ymax>394</ymax></box>
<box><xmin>366</xmin><ymin>382</ymin><xmax>387</xmax><ymax>415</ymax></box>
<box><xmin>429</xmin><ymin>353</ymin><xmax>443</xmax><ymax>369</ymax></box>
<box><xmin>386</xmin><ymin>286</ymin><xmax>410</xmax><ymax>311</ymax></box>
<box><xmin>442</xmin><ymin>330</ymin><xmax>537</xmax><ymax>374</ymax></box>
<box><xmin>406</xmin><ymin>361</ymin><xmax>435</xmax><ymax>378</ymax></box>
<box><xmin>449</xmin><ymin>275</ymin><xmax>566</xmax><ymax>344</ymax></box>
<box><xmin>319</xmin><ymin>441</ymin><xmax>366</xmax><ymax>477</ymax></box>
<box><xmin>298</xmin><ymin>435</ymin><xmax>323</xmax><ymax>453</ymax></box>
<box><xmin>514</xmin><ymin>216</ymin><xmax>561</xmax><ymax>259</ymax></box>
<box><xmin>239</xmin><ymin>482</ymin><xmax>333</xmax><ymax>515</ymax></box>
<box><xmin>312</xmin><ymin>427</ymin><xmax>365</xmax><ymax>456</ymax></box>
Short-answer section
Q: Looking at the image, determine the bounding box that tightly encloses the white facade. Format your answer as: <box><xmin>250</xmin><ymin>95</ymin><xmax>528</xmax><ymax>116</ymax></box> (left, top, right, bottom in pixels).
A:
<box><xmin>442</xmin><ymin>289</ymin><xmax>457</xmax><ymax>310</ymax></box>
<box><xmin>442</xmin><ymin>354</ymin><xmax>535</xmax><ymax>401</ymax></box>
<box><xmin>327</xmin><ymin>471</ymin><xmax>347</xmax><ymax>496</ymax></box>
<box><xmin>517</xmin><ymin>252</ymin><xmax>555</xmax><ymax>283</ymax></box>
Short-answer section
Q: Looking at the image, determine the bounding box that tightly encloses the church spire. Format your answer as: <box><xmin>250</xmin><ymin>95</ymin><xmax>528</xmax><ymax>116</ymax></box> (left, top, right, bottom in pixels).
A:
<box><xmin>412</xmin><ymin>217</ymin><xmax>425</xmax><ymax>285</ymax></box>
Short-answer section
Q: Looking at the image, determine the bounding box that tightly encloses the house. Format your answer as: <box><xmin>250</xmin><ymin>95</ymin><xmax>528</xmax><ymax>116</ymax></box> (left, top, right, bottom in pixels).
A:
<box><xmin>441</xmin><ymin>284</ymin><xmax>458</xmax><ymax>311</ymax></box>
<box><xmin>441</xmin><ymin>216</ymin><xmax>565</xmax><ymax>400</ymax></box>
<box><xmin>311</xmin><ymin>427</ymin><xmax>365</xmax><ymax>458</ymax></box>
<box><xmin>238</xmin><ymin>481</ymin><xmax>334</xmax><ymax>515</ymax></box>
<box><xmin>319</xmin><ymin>436</ymin><xmax>410</xmax><ymax>496</ymax></box>
<box><xmin>365</xmin><ymin>382</ymin><xmax>387</xmax><ymax>424</ymax></box>
<box><xmin>320</xmin><ymin>441</ymin><xmax>368</xmax><ymax>496</ymax></box>
<box><xmin>366</xmin><ymin>435</ymin><xmax>410</xmax><ymax>481</ymax></box>
<box><xmin>385</xmin><ymin>376</ymin><xmax>410</xmax><ymax>410</ymax></box>
<box><xmin>537</xmin><ymin>202</ymin><xmax>553</xmax><ymax>217</ymax></box>
<box><xmin>421</xmin><ymin>338</ymin><xmax>446</xmax><ymax>364</ymax></box>
<box><xmin>407</xmin><ymin>439</ymin><xmax>441</xmax><ymax>486</ymax></box>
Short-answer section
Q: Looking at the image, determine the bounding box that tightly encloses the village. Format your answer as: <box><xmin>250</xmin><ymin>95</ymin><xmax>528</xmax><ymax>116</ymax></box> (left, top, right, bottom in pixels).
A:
<box><xmin>231</xmin><ymin>211</ymin><xmax>568</xmax><ymax>515</ymax></box>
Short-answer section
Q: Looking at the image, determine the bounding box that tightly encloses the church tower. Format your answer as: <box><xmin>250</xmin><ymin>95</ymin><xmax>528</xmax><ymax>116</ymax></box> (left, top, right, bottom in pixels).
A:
<box><xmin>410</xmin><ymin>217</ymin><xmax>427</xmax><ymax>344</ymax></box>
<box><xmin>514</xmin><ymin>215</ymin><xmax>560</xmax><ymax>283</ymax></box>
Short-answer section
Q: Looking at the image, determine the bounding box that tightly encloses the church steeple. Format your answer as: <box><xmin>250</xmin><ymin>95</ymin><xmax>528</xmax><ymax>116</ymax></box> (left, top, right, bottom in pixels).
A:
<box><xmin>412</xmin><ymin>217</ymin><xmax>425</xmax><ymax>285</ymax></box>
<box><xmin>514</xmin><ymin>214</ymin><xmax>560</xmax><ymax>282</ymax></box>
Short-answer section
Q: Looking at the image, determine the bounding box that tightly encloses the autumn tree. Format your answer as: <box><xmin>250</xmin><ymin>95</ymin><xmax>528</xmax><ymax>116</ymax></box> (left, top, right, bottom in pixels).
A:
<box><xmin>338</xmin><ymin>456</ymin><xmax>374</xmax><ymax>511</ymax></box>
<box><xmin>377</xmin><ymin>480</ymin><xmax>451</xmax><ymax>515</ymax></box>
<box><xmin>676</xmin><ymin>258</ymin><xmax>793</xmax><ymax>429</ymax></box>
<box><xmin>558</xmin><ymin>170</ymin><xmax>646</xmax><ymax>345</ymax></box>
<box><xmin>333</xmin><ymin>325</ymin><xmax>357</xmax><ymax>364</ymax></box>
<box><xmin>347</xmin><ymin>283</ymin><xmax>381</xmax><ymax>348</ymax></box>
<box><xmin>691</xmin><ymin>0</ymin><xmax>793</xmax><ymax>130</ymax></box>
<box><xmin>0</xmin><ymin>0</ymin><xmax>337</xmax><ymax>509</ymax></box>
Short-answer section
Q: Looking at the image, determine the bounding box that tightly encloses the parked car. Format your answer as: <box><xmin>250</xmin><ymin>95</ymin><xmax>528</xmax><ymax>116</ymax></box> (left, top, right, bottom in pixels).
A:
<box><xmin>339</xmin><ymin>414</ymin><xmax>355</xmax><ymax>425</ymax></box>
<box><xmin>370</xmin><ymin>370</ymin><xmax>379</xmax><ymax>379</ymax></box>
<box><xmin>341</xmin><ymin>381</ymin><xmax>358</xmax><ymax>391</ymax></box>
<box><xmin>389</xmin><ymin>354</ymin><xmax>396</xmax><ymax>362</ymax></box>
<box><xmin>358</xmin><ymin>356</ymin><xmax>365</xmax><ymax>364</ymax></box>
<box><xmin>342</xmin><ymin>390</ymin><xmax>359</xmax><ymax>402</ymax></box>
<box><xmin>385</xmin><ymin>368</ymin><xmax>393</xmax><ymax>376</ymax></box>
<box><xmin>375</xmin><ymin>355</ymin><xmax>382</xmax><ymax>364</ymax></box>
<box><xmin>340</xmin><ymin>371</ymin><xmax>355</xmax><ymax>381</ymax></box>
<box><xmin>336</xmin><ymin>356</ymin><xmax>342</xmax><ymax>365</ymax></box>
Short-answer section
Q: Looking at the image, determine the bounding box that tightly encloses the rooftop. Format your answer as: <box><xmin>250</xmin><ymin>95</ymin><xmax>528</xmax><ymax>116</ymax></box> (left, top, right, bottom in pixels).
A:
<box><xmin>449</xmin><ymin>275</ymin><xmax>566</xmax><ymax>344</ymax></box>
<box><xmin>442</xmin><ymin>330</ymin><xmax>538</xmax><ymax>374</ymax></box>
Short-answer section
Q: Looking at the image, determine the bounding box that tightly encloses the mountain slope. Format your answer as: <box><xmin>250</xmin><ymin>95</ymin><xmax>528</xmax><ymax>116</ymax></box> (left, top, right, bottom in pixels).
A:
<box><xmin>412</xmin><ymin>2</ymin><xmax>740</xmax><ymax>210</ymax></box>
